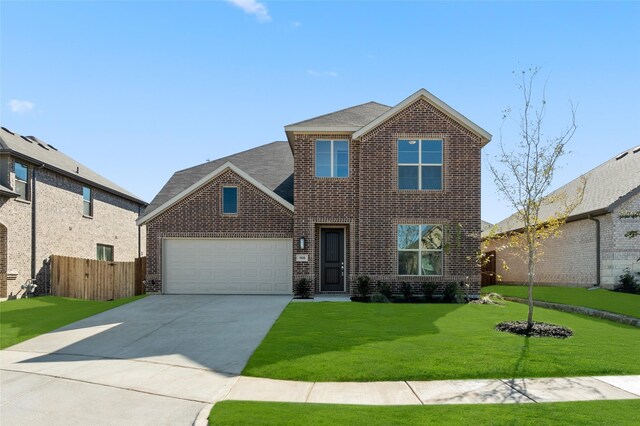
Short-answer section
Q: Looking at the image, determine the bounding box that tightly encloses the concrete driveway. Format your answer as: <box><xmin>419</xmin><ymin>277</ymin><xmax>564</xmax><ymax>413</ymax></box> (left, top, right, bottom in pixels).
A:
<box><xmin>0</xmin><ymin>295</ymin><xmax>291</xmax><ymax>426</ymax></box>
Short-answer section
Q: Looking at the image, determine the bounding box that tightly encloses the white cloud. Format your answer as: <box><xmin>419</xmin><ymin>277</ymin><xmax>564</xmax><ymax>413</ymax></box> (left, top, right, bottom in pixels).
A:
<box><xmin>8</xmin><ymin>99</ymin><xmax>35</xmax><ymax>114</ymax></box>
<box><xmin>307</xmin><ymin>70</ymin><xmax>338</xmax><ymax>78</ymax></box>
<box><xmin>226</xmin><ymin>0</ymin><xmax>271</xmax><ymax>22</ymax></box>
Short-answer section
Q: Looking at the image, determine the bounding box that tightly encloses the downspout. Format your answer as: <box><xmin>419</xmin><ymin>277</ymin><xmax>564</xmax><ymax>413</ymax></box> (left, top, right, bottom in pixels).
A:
<box><xmin>137</xmin><ymin>205</ymin><xmax>141</xmax><ymax>258</ymax></box>
<box><xmin>30</xmin><ymin>164</ymin><xmax>44</xmax><ymax>281</ymax></box>
<box><xmin>588</xmin><ymin>216</ymin><xmax>601</xmax><ymax>287</ymax></box>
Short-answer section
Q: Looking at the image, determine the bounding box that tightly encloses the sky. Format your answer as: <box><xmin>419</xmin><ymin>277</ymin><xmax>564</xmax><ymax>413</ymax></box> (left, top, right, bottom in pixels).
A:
<box><xmin>1</xmin><ymin>0</ymin><xmax>639</xmax><ymax>223</ymax></box>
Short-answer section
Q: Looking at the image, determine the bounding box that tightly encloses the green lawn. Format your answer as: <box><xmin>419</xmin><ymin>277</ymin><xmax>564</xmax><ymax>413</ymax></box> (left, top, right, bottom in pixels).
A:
<box><xmin>482</xmin><ymin>285</ymin><xmax>640</xmax><ymax>318</ymax></box>
<box><xmin>210</xmin><ymin>400</ymin><xmax>640</xmax><ymax>426</ymax></box>
<box><xmin>243</xmin><ymin>302</ymin><xmax>639</xmax><ymax>382</ymax></box>
<box><xmin>0</xmin><ymin>295</ymin><xmax>145</xmax><ymax>349</ymax></box>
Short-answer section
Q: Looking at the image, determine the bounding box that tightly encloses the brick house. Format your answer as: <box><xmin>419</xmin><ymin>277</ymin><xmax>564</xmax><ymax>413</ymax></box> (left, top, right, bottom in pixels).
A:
<box><xmin>0</xmin><ymin>127</ymin><xmax>147</xmax><ymax>299</ymax></box>
<box><xmin>483</xmin><ymin>146</ymin><xmax>640</xmax><ymax>288</ymax></box>
<box><xmin>137</xmin><ymin>89</ymin><xmax>492</xmax><ymax>296</ymax></box>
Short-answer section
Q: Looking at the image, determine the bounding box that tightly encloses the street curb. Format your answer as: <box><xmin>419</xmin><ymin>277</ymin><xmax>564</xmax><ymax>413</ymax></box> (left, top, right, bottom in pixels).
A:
<box><xmin>192</xmin><ymin>403</ymin><xmax>214</xmax><ymax>426</ymax></box>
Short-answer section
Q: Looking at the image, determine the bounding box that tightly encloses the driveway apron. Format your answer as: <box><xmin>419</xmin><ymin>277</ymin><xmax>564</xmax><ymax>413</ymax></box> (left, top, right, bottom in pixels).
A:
<box><xmin>0</xmin><ymin>295</ymin><xmax>291</xmax><ymax>426</ymax></box>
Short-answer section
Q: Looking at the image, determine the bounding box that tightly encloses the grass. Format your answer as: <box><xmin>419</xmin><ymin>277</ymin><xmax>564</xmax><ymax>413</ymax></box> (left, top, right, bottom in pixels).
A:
<box><xmin>482</xmin><ymin>285</ymin><xmax>640</xmax><ymax>318</ymax></box>
<box><xmin>209</xmin><ymin>400</ymin><xmax>640</xmax><ymax>425</ymax></box>
<box><xmin>0</xmin><ymin>295</ymin><xmax>145</xmax><ymax>349</ymax></box>
<box><xmin>243</xmin><ymin>302</ymin><xmax>639</xmax><ymax>382</ymax></box>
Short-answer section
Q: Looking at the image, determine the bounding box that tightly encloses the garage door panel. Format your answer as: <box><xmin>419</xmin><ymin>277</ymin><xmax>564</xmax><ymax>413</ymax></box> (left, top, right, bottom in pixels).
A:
<box><xmin>164</xmin><ymin>238</ymin><xmax>292</xmax><ymax>294</ymax></box>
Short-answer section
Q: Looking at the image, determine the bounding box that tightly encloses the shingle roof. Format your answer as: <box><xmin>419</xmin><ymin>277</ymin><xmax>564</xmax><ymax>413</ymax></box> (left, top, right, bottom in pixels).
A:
<box><xmin>0</xmin><ymin>182</ymin><xmax>18</xmax><ymax>198</ymax></box>
<box><xmin>142</xmin><ymin>141</ymin><xmax>293</xmax><ymax>217</ymax></box>
<box><xmin>285</xmin><ymin>102</ymin><xmax>391</xmax><ymax>130</ymax></box>
<box><xmin>0</xmin><ymin>127</ymin><xmax>145</xmax><ymax>205</ymax></box>
<box><xmin>489</xmin><ymin>145</ymin><xmax>640</xmax><ymax>235</ymax></box>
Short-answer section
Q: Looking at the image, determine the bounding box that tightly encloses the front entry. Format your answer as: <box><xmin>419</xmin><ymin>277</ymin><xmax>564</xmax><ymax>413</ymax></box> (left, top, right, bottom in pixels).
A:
<box><xmin>320</xmin><ymin>228</ymin><xmax>345</xmax><ymax>292</ymax></box>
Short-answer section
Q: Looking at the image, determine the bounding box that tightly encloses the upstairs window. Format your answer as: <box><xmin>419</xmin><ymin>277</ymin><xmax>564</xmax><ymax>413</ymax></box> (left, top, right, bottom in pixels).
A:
<box><xmin>222</xmin><ymin>186</ymin><xmax>238</xmax><ymax>214</ymax></box>
<box><xmin>97</xmin><ymin>244</ymin><xmax>114</xmax><ymax>261</ymax></box>
<box><xmin>397</xmin><ymin>224</ymin><xmax>443</xmax><ymax>276</ymax></box>
<box><xmin>398</xmin><ymin>139</ymin><xmax>443</xmax><ymax>190</ymax></box>
<box><xmin>15</xmin><ymin>162</ymin><xmax>29</xmax><ymax>200</ymax></box>
<box><xmin>83</xmin><ymin>186</ymin><xmax>93</xmax><ymax>217</ymax></box>
<box><xmin>315</xmin><ymin>140</ymin><xmax>349</xmax><ymax>178</ymax></box>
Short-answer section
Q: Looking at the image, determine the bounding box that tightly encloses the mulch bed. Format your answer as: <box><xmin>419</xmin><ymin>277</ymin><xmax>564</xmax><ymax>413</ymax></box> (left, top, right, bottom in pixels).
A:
<box><xmin>495</xmin><ymin>320</ymin><xmax>573</xmax><ymax>339</ymax></box>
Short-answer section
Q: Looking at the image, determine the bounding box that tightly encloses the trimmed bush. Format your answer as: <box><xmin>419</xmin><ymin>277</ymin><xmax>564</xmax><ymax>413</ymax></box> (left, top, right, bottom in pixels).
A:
<box><xmin>294</xmin><ymin>278</ymin><xmax>311</xmax><ymax>298</ymax></box>
<box><xmin>400</xmin><ymin>282</ymin><xmax>413</xmax><ymax>301</ymax></box>
<box><xmin>420</xmin><ymin>282</ymin><xmax>438</xmax><ymax>302</ymax></box>
<box><xmin>356</xmin><ymin>275</ymin><xmax>371</xmax><ymax>298</ymax></box>
<box><xmin>442</xmin><ymin>282</ymin><xmax>462</xmax><ymax>303</ymax></box>
<box><xmin>376</xmin><ymin>281</ymin><xmax>392</xmax><ymax>300</ymax></box>
<box><xmin>614</xmin><ymin>268</ymin><xmax>640</xmax><ymax>294</ymax></box>
<box><xmin>370</xmin><ymin>293</ymin><xmax>390</xmax><ymax>303</ymax></box>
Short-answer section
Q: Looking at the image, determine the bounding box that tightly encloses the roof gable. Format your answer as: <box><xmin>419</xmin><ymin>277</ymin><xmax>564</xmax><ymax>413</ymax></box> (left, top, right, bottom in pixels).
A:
<box><xmin>136</xmin><ymin>162</ymin><xmax>294</xmax><ymax>225</ymax></box>
<box><xmin>352</xmin><ymin>89</ymin><xmax>492</xmax><ymax>145</ymax></box>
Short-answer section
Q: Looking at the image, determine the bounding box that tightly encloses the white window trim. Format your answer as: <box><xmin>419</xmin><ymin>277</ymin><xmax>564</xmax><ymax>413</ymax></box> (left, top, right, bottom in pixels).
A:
<box><xmin>397</xmin><ymin>139</ymin><xmax>443</xmax><ymax>190</ymax></box>
<box><xmin>397</xmin><ymin>224</ymin><xmax>444</xmax><ymax>276</ymax></box>
<box><xmin>222</xmin><ymin>186</ymin><xmax>238</xmax><ymax>215</ymax></box>
<box><xmin>315</xmin><ymin>139</ymin><xmax>349</xmax><ymax>178</ymax></box>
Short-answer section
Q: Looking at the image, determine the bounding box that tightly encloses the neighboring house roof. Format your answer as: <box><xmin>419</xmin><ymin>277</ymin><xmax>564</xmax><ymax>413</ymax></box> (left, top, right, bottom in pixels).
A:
<box><xmin>284</xmin><ymin>102</ymin><xmax>391</xmax><ymax>132</ymax></box>
<box><xmin>481</xmin><ymin>220</ymin><xmax>493</xmax><ymax>232</ymax></box>
<box><xmin>488</xmin><ymin>145</ymin><xmax>640</xmax><ymax>235</ymax></box>
<box><xmin>0</xmin><ymin>127</ymin><xmax>146</xmax><ymax>205</ymax></box>
<box><xmin>141</xmin><ymin>141</ymin><xmax>293</xmax><ymax>220</ymax></box>
<box><xmin>137</xmin><ymin>161</ymin><xmax>294</xmax><ymax>226</ymax></box>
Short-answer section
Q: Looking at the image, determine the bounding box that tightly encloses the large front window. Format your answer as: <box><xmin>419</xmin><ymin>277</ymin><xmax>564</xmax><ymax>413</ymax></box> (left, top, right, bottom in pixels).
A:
<box><xmin>398</xmin><ymin>139</ymin><xmax>443</xmax><ymax>190</ymax></box>
<box><xmin>315</xmin><ymin>140</ymin><xmax>349</xmax><ymax>178</ymax></box>
<box><xmin>15</xmin><ymin>162</ymin><xmax>28</xmax><ymax>200</ymax></box>
<box><xmin>398</xmin><ymin>224</ymin><xmax>443</xmax><ymax>275</ymax></box>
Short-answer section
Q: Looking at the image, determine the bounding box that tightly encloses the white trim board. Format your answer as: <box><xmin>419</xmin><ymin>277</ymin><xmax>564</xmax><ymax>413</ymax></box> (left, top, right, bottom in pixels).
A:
<box><xmin>137</xmin><ymin>162</ymin><xmax>294</xmax><ymax>225</ymax></box>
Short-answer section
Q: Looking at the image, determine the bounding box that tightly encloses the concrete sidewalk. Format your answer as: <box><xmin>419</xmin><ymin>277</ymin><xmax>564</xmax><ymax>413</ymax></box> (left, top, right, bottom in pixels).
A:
<box><xmin>224</xmin><ymin>375</ymin><xmax>640</xmax><ymax>405</ymax></box>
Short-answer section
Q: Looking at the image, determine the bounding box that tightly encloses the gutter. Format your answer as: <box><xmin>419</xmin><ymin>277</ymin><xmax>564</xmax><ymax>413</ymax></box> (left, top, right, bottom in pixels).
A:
<box><xmin>588</xmin><ymin>215</ymin><xmax>601</xmax><ymax>286</ymax></box>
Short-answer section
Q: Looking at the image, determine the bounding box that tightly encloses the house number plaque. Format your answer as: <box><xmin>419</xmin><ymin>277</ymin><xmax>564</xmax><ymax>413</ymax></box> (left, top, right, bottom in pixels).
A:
<box><xmin>295</xmin><ymin>254</ymin><xmax>309</xmax><ymax>262</ymax></box>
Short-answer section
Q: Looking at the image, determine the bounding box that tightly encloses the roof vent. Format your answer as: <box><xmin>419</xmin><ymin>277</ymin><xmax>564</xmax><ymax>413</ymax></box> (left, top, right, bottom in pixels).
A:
<box><xmin>47</xmin><ymin>144</ymin><xmax>58</xmax><ymax>151</ymax></box>
<box><xmin>615</xmin><ymin>151</ymin><xmax>628</xmax><ymax>160</ymax></box>
<box><xmin>633</xmin><ymin>145</ymin><xmax>640</xmax><ymax>154</ymax></box>
<box><xmin>20</xmin><ymin>135</ymin><xmax>33</xmax><ymax>143</ymax></box>
<box><xmin>37</xmin><ymin>142</ymin><xmax>49</xmax><ymax>150</ymax></box>
<box><xmin>1</xmin><ymin>127</ymin><xmax>14</xmax><ymax>135</ymax></box>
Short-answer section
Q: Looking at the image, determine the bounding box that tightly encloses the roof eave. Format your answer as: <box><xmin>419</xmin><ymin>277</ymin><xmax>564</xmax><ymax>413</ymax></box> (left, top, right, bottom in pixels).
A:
<box><xmin>137</xmin><ymin>161</ymin><xmax>295</xmax><ymax>226</ymax></box>
<box><xmin>3</xmin><ymin>149</ymin><xmax>147</xmax><ymax>206</ymax></box>
<box><xmin>352</xmin><ymin>88</ymin><xmax>492</xmax><ymax>145</ymax></box>
<box><xmin>283</xmin><ymin>126</ymin><xmax>360</xmax><ymax>133</ymax></box>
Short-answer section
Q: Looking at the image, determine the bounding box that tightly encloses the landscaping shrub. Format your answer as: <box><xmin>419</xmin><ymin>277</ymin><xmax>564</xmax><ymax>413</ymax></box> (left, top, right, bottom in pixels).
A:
<box><xmin>356</xmin><ymin>275</ymin><xmax>371</xmax><ymax>298</ymax></box>
<box><xmin>400</xmin><ymin>282</ymin><xmax>413</xmax><ymax>301</ymax></box>
<box><xmin>613</xmin><ymin>268</ymin><xmax>640</xmax><ymax>294</ymax></box>
<box><xmin>442</xmin><ymin>282</ymin><xmax>462</xmax><ymax>303</ymax></box>
<box><xmin>376</xmin><ymin>281</ymin><xmax>392</xmax><ymax>300</ymax></box>
<box><xmin>294</xmin><ymin>278</ymin><xmax>311</xmax><ymax>298</ymax></box>
<box><xmin>420</xmin><ymin>283</ymin><xmax>438</xmax><ymax>302</ymax></box>
<box><xmin>370</xmin><ymin>293</ymin><xmax>390</xmax><ymax>303</ymax></box>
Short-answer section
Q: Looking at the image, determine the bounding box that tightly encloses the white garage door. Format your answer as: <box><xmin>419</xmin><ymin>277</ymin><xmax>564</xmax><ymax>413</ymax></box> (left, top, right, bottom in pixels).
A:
<box><xmin>163</xmin><ymin>238</ymin><xmax>293</xmax><ymax>294</ymax></box>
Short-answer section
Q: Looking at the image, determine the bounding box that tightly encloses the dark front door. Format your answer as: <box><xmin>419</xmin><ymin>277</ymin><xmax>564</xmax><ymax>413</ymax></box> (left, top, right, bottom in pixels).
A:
<box><xmin>321</xmin><ymin>228</ymin><xmax>345</xmax><ymax>292</ymax></box>
<box><xmin>481</xmin><ymin>251</ymin><xmax>496</xmax><ymax>287</ymax></box>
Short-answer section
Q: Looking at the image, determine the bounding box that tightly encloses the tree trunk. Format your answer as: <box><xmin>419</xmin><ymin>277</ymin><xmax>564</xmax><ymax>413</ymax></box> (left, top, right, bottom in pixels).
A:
<box><xmin>527</xmin><ymin>240</ymin><xmax>535</xmax><ymax>331</ymax></box>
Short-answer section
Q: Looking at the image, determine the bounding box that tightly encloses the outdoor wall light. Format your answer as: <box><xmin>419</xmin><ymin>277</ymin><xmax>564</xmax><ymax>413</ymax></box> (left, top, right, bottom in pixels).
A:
<box><xmin>299</xmin><ymin>236</ymin><xmax>305</xmax><ymax>250</ymax></box>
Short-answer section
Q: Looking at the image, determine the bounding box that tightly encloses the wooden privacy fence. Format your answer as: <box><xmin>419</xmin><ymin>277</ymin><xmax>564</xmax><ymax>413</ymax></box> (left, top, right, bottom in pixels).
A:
<box><xmin>51</xmin><ymin>255</ymin><xmax>146</xmax><ymax>300</ymax></box>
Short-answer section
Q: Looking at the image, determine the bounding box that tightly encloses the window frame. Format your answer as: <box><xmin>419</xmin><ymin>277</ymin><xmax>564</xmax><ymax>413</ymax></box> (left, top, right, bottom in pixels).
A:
<box><xmin>315</xmin><ymin>139</ymin><xmax>349</xmax><ymax>178</ymax></box>
<box><xmin>222</xmin><ymin>186</ymin><xmax>238</xmax><ymax>215</ymax></box>
<box><xmin>397</xmin><ymin>139</ymin><xmax>443</xmax><ymax>191</ymax></box>
<box><xmin>97</xmin><ymin>244</ymin><xmax>114</xmax><ymax>262</ymax></box>
<box><xmin>83</xmin><ymin>186</ymin><xmax>93</xmax><ymax>217</ymax></box>
<box><xmin>15</xmin><ymin>161</ymin><xmax>29</xmax><ymax>200</ymax></box>
<box><xmin>397</xmin><ymin>224</ymin><xmax>444</xmax><ymax>276</ymax></box>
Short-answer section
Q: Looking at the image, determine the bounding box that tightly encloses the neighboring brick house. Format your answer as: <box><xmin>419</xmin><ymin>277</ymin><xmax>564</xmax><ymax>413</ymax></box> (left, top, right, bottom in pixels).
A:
<box><xmin>137</xmin><ymin>89</ymin><xmax>492</xmax><ymax>296</ymax></box>
<box><xmin>0</xmin><ymin>127</ymin><xmax>147</xmax><ymax>299</ymax></box>
<box><xmin>484</xmin><ymin>146</ymin><xmax>640</xmax><ymax>288</ymax></box>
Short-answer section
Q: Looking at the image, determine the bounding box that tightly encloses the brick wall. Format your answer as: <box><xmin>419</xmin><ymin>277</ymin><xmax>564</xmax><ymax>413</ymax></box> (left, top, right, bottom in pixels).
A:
<box><xmin>293</xmin><ymin>98</ymin><xmax>483</xmax><ymax>296</ymax></box>
<box><xmin>606</xmin><ymin>192</ymin><xmax>640</xmax><ymax>286</ymax></box>
<box><xmin>145</xmin><ymin>169</ymin><xmax>294</xmax><ymax>292</ymax></box>
<box><xmin>0</xmin><ymin>156</ymin><xmax>144</xmax><ymax>298</ymax></box>
<box><xmin>486</xmin><ymin>218</ymin><xmax>600</xmax><ymax>287</ymax></box>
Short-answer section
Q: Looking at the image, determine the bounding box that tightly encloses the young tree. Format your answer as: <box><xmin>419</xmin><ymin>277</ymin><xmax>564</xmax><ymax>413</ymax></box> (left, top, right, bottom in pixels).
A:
<box><xmin>488</xmin><ymin>67</ymin><xmax>580</xmax><ymax>330</ymax></box>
